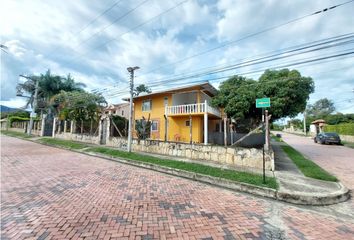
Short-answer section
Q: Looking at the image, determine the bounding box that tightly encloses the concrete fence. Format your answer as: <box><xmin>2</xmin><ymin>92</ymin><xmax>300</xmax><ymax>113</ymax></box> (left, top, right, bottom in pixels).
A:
<box><xmin>52</xmin><ymin>117</ymin><xmax>275</xmax><ymax>172</ymax></box>
<box><xmin>3</xmin><ymin>116</ymin><xmax>274</xmax><ymax>172</ymax></box>
<box><xmin>1</xmin><ymin>119</ymin><xmax>42</xmax><ymax>136</ymax></box>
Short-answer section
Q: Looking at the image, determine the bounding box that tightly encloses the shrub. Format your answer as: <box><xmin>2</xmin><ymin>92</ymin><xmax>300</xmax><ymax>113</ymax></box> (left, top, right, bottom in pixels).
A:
<box><xmin>324</xmin><ymin>123</ymin><xmax>354</xmax><ymax>136</ymax></box>
<box><xmin>9</xmin><ymin>116</ymin><xmax>30</xmax><ymax>125</ymax></box>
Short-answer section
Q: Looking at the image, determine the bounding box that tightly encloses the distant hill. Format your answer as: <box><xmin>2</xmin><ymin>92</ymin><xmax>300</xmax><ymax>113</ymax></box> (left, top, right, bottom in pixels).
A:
<box><xmin>0</xmin><ymin>105</ymin><xmax>26</xmax><ymax>113</ymax></box>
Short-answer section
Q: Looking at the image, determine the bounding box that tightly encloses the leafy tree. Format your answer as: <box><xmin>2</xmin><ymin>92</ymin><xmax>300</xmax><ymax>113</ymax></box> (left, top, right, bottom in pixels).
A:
<box><xmin>306</xmin><ymin>98</ymin><xmax>335</xmax><ymax>117</ymax></box>
<box><xmin>287</xmin><ymin>119</ymin><xmax>303</xmax><ymax>129</ymax></box>
<box><xmin>212</xmin><ymin>69</ymin><xmax>314</xmax><ymax>131</ymax></box>
<box><xmin>16</xmin><ymin>70</ymin><xmax>86</xmax><ymax>110</ymax></box>
<box><xmin>134</xmin><ymin>84</ymin><xmax>151</xmax><ymax>96</ymax></box>
<box><xmin>51</xmin><ymin>91</ymin><xmax>107</xmax><ymax>122</ymax></box>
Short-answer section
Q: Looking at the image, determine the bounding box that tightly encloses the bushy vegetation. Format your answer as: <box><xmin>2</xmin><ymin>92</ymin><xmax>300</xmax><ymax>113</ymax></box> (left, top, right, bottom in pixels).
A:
<box><xmin>324</xmin><ymin>123</ymin><xmax>354</xmax><ymax>136</ymax></box>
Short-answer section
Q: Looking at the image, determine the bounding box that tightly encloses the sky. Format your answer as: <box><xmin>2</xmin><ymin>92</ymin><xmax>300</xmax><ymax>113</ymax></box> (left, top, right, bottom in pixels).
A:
<box><xmin>1</xmin><ymin>0</ymin><xmax>353</xmax><ymax>114</ymax></box>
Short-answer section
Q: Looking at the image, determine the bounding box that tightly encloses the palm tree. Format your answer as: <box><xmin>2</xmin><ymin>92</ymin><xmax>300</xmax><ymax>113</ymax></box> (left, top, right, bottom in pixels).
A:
<box><xmin>16</xmin><ymin>69</ymin><xmax>86</xmax><ymax>110</ymax></box>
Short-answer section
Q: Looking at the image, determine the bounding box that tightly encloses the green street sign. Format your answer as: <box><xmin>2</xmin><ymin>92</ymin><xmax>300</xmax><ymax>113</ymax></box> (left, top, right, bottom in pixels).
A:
<box><xmin>256</xmin><ymin>98</ymin><xmax>270</xmax><ymax>108</ymax></box>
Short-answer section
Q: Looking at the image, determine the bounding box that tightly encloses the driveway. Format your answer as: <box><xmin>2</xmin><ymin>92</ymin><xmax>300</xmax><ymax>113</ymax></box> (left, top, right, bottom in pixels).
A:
<box><xmin>274</xmin><ymin>131</ymin><xmax>354</xmax><ymax>190</ymax></box>
<box><xmin>1</xmin><ymin>136</ymin><xmax>354</xmax><ymax>239</ymax></box>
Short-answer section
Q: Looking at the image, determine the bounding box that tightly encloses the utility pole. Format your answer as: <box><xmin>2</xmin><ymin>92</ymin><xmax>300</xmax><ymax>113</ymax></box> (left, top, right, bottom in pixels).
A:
<box><xmin>127</xmin><ymin>66</ymin><xmax>139</xmax><ymax>152</ymax></box>
<box><xmin>19</xmin><ymin>75</ymin><xmax>39</xmax><ymax>136</ymax></box>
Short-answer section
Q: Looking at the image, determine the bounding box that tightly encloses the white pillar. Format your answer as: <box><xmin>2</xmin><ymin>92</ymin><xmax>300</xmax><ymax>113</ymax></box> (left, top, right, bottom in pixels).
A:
<box><xmin>70</xmin><ymin>121</ymin><xmax>75</xmax><ymax>134</ymax></box>
<box><xmin>204</xmin><ymin>100</ymin><xmax>208</xmax><ymax>145</ymax></box>
<box><xmin>64</xmin><ymin>121</ymin><xmax>67</xmax><ymax>133</ymax></box>
<box><xmin>106</xmin><ymin>117</ymin><xmax>110</xmax><ymax>144</ymax></box>
<box><xmin>40</xmin><ymin>114</ymin><xmax>46</xmax><ymax>136</ymax></box>
<box><xmin>52</xmin><ymin>117</ymin><xmax>57</xmax><ymax>137</ymax></box>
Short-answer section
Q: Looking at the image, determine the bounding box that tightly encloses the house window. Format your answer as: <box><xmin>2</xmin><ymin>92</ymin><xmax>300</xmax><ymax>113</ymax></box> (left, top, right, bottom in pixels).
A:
<box><xmin>186</xmin><ymin>120</ymin><xmax>190</xmax><ymax>127</ymax></box>
<box><xmin>142</xmin><ymin>100</ymin><xmax>152</xmax><ymax>111</ymax></box>
<box><xmin>151</xmin><ymin>120</ymin><xmax>158</xmax><ymax>131</ymax></box>
<box><xmin>122</xmin><ymin>110</ymin><xmax>124</xmax><ymax>115</ymax></box>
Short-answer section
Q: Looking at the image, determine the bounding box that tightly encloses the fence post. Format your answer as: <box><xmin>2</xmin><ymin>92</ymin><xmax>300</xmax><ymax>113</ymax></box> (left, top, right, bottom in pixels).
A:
<box><xmin>64</xmin><ymin>121</ymin><xmax>67</xmax><ymax>133</ymax></box>
<box><xmin>106</xmin><ymin>117</ymin><xmax>110</xmax><ymax>144</ymax></box>
<box><xmin>52</xmin><ymin>117</ymin><xmax>57</xmax><ymax>137</ymax></box>
<box><xmin>40</xmin><ymin>114</ymin><xmax>46</xmax><ymax>136</ymax></box>
<box><xmin>70</xmin><ymin>120</ymin><xmax>75</xmax><ymax>134</ymax></box>
<box><xmin>224</xmin><ymin>117</ymin><xmax>227</xmax><ymax>146</ymax></box>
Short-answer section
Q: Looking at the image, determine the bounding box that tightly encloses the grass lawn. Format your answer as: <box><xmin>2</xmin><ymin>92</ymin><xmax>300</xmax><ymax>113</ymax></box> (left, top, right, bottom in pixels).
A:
<box><xmin>0</xmin><ymin>130</ymin><xmax>33</xmax><ymax>139</ymax></box>
<box><xmin>342</xmin><ymin>141</ymin><xmax>354</xmax><ymax>149</ymax></box>
<box><xmin>86</xmin><ymin>146</ymin><xmax>278</xmax><ymax>189</ymax></box>
<box><xmin>38</xmin><ymin>138</ymin><xmax>89</xmax><ymax>150</ymax></box>
<box><xmin>271</xmin><ymin>135</ymin><xmax>283</xmax><ymax>142</ymax></box>
<box><xmin>281</xmin><ymin>145</ymin><xmax>337</xmax><ymax>182</ymax></box>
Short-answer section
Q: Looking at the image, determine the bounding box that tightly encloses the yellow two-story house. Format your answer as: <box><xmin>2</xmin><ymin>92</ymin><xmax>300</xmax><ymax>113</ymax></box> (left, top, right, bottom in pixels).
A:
<box><xmin>127</xmin><ymin>82</ymin><xmax>223</xmax><ymax>144</ymax></box>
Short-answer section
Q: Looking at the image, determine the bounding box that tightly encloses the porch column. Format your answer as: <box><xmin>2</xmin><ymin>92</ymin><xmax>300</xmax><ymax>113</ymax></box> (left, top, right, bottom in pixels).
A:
<box><xmin>204</xmin><ymin>100</ymin><xmax>208</xmax><ymax>145</ymax></box>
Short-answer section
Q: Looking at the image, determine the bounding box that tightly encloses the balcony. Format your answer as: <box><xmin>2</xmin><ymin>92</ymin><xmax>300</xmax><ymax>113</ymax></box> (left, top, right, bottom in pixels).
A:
<box><xmin>165</xmin><ymin>102</ymin><xmax>221</xmax><ymax>118</ymax></box>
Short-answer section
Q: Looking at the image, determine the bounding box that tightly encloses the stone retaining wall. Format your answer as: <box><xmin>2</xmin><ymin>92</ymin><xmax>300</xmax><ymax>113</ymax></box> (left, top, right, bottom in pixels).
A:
<box><xmin>106</xmin><ymin>137</ymin><xmax>274</xmax><ymax>171</ymax></box>
<box><xmin>340</xmin><ymin>134</ymin><xmax>354</xmax><ymax>142</ymax></box>
<box><xmin>53</xmin><ymin>133</ymin><xmax>274</xmax><ymax>171</ymax></box>
<box><xmin>55</xmin><ymin>133</ymin><xmax>100</xmax><ymax>145</ymax></box>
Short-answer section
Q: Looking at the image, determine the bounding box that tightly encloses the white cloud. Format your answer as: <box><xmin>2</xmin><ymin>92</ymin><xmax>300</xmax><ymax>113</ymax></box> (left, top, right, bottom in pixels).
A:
<box><xmin>0</xmin><ymin>0</ymin><xmax>353</xmax><ymax>114</ymax></box>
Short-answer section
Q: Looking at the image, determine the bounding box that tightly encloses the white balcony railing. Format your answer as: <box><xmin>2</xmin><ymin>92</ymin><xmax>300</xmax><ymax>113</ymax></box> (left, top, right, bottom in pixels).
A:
<box><xmin>165</xmin><ymin>102</ymin><xmax>221</xmax><ymax>117</ymax></box>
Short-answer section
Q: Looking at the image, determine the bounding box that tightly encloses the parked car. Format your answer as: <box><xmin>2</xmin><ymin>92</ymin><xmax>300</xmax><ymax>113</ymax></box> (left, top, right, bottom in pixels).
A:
<box><xmin>314</xmin><ymin>132</ymin><xmax>341</xmax><ymax>145</ymax></box>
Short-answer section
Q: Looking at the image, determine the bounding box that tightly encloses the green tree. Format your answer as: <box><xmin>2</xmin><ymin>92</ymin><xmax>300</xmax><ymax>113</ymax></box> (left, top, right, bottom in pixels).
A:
<box><xmin>16</xmin><ymin>70</ymin><xmax>86</xmax><ymax>110</ymax></box>
<box><xmin>51</xmin><ymin>91</ymin><xmax>107</xmax><ymax>122</ymax></box>
<box><xmin>306</xmin><ymin>98</ymin><xmax>335</xmax><ymax>117</ymax></box>
<box><xmin>134</xmin><ymin>84</ymin><xmax>151</xmax><ymax>96</ymax></box>
<box><xmin>212</xmin><ymin>69</ymin><xmax>314</xmax><ymax>131</ymax></box>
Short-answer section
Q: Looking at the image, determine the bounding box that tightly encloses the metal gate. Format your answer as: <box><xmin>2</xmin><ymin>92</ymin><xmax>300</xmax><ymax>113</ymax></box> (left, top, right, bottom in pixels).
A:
<box><xmin>42</xmin><ymin>114</ymin><xmax>54</xmax><ymax>136</ymax></box>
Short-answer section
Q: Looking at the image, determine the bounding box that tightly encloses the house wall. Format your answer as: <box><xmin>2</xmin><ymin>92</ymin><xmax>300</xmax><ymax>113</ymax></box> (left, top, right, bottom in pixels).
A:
<box><xmin>168</xmin><ymin>116</ymin><xmax>203</xmax><ymax>142</ymax></box>
<box><xmin>134</xmin><ymin>92</ymin><xmax>172</xmax><ymax>141</ymax></box>
<box><xmin>172</xmin><ymin>92</ymin><xmax>197</xmax><ymax>105</ymax></box>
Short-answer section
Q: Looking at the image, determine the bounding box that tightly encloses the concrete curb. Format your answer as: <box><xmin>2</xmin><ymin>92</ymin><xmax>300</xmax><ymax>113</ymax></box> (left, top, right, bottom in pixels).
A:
<box><xmin>276</xmin><ymin>182</ymin><xmax>351</xmax><ymax>205</ymax></box>
<box><xmin>3</xmin><ymin>134</ymin><xmax>350</xmax><ymax>206</ymax></box>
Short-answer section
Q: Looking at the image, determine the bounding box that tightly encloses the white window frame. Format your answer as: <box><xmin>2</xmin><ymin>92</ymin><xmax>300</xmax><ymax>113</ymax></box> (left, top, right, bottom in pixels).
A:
<box><xmin>142</xmin><ymin>99</ymin><xmax>152</xmax><ymax>112</ymax></box>
<box><xmin>151</xmin><ymin>120</ymin><xmax>158</xmax><ymax>132</ymax></box>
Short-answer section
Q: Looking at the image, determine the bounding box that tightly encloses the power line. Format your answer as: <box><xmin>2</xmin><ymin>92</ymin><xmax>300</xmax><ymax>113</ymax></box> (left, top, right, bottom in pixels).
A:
<box><xmin>135</xmin><ymin>36</ymin><xmax>354</xmax><ymax>85</ymax></box>
<box><xmin>71</xmin><ymin>0</ymin><xmax>189</xmax><ymax>62</ymax></box>
<box><xmin>102</xmin><ymin>51</ymin><xmax>354</xmax><ymax>99</ymax></box>
<box><xmin>136</xmin><ymin>32</ymin><xmax>354</xmax><ymax>84</ymax></box>
<box><xmin>75</xmin><ymin>0</ymin><xmax>124</xmax><ymax>35</ymax></box>
<box><xmin>97</xmin><ymin>33</ymin><xmax>354</xmax><ymax>95</ymax></box>
<box><xmin>128</xmin><ymin>49</ymin><xmax>354</xmax><ymax>94</ymax></box>
<box><xmin>73</xmin><ymin>0</ymin><xmax>151</xmax><ymax>49</ymax></box>
<box><xmin>137</xmin><ymin>0</ymin><xmax>354</xmax><ymax>77</ymax></box>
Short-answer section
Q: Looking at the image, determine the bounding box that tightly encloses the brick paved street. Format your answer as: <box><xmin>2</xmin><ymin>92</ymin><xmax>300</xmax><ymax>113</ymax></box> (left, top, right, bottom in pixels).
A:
<box><xmin>1</xmin><ymin>136</ymin><xmax>354</xmax><ymax>240</ymax></box>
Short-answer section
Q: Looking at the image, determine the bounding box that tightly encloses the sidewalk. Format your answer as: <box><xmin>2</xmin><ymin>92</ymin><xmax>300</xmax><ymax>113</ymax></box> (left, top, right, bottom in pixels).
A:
<box><xmin>272</xmin><ymin>140</ymin><xmax>350</xmax><ymax>205</ymax></box>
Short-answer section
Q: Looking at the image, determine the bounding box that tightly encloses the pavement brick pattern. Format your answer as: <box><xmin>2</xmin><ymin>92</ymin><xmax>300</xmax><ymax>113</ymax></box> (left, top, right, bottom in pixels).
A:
<box><xmin>1</xmin><ymin>136</ymin><xmax>354</xmax><ymax>240</ymax></box>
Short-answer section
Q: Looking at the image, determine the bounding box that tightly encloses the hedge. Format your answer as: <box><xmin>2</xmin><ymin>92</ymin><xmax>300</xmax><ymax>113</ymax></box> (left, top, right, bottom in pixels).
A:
<box><xmin>324</xmin><ymin>123</ymin><xmax>354</xmax><ymax>136</ymax></box>
<box><xmin>9</xmin><ymin>116</ymin><xmax>30</xmax><ymax>125</ymax></box>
